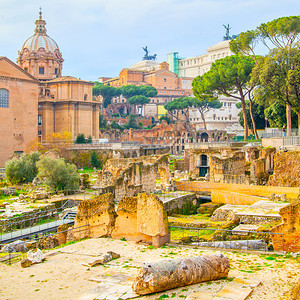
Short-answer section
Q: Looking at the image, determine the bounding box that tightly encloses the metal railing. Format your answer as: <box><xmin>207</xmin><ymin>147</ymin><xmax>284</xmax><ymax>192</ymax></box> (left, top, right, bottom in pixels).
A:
<box><xmin>283</xmin><ymin>136</ymin><xmax>300</xmax><ymax>146</ymax></box>
<box><xmin>169</xmin><ymin>226</ymin><xmax>284</xmax><ymax>253</ymax></box>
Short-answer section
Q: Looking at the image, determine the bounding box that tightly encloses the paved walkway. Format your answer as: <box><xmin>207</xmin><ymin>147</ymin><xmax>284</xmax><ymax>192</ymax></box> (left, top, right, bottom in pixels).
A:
<box><xmin>0</xmin><ymin>219</ymin><xmax>74</xmax><ymax>244</ymax></box>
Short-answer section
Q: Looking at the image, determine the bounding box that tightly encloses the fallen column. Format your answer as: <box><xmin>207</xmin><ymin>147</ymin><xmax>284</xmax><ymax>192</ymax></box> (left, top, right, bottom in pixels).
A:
<box><xmin>132</xmin><ymin>254</ymin><xmax>230</xmax><ymax>295</ymax></box>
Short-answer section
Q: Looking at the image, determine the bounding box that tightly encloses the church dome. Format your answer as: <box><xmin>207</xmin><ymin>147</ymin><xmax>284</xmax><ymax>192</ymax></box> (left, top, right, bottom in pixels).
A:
<box><xmin>18</xmin><ymin>10</ymin><xmax>63</xmax><ymax>81</ymax></box>
<box><xmin>20</xmin><ymin>10</ymin><xmax>60</xmax><ymax>54</ymax></box>
<box><xmin>21</xmin><ymin>34</ymin><xmax>59</xmax><ymax>53</ymax></box>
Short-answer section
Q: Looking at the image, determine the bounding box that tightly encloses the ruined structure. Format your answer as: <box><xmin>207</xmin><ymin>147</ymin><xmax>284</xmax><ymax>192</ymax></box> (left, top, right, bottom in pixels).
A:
<box><xmin>269</xmin><ymin>151</ymin><xmax>300</xmax><ymax>187</ymax></box>
<box><xmin>96</xmin><ymin>155</ymin><xmax>170</xmax><ymax>200</ymax></box>
<box><xmin>185</xmin><ymin>143</ymin><xmax>275</xmax><ymax>184</ymax></box>
<box><xmin>71</xmin><ymin>193</ymin><xmax>117</xmax><ymax>239</ymax></box>
<box><xmin>132</xmin><ymin>254</ymin><xmax>230</xmax><ymax>295</ymax></box>
<box><xmin>113</xmin><ymin>193</ymin><xmax>170</xmax><ymax>247</ymax></box>
<box><xmin>271</xmin><ymin>200</ymin><xmax>300</xmax><ymax>253</ymax></box>
<box><xmin>100</xmin><ymin>121</ymin><xmax>229</xmax><ymax>154</ymax></box>
<box><xmin>68</xmin><ymin>192</ymin><xmax>170</xmax><ymax>247</ymax></box>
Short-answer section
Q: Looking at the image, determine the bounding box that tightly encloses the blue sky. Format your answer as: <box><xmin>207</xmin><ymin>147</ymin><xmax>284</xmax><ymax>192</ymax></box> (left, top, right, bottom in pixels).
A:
<box><xmin>1</xmin><ymin>0</ymin><xmax>299</xmax><ymax>81</ymax></box>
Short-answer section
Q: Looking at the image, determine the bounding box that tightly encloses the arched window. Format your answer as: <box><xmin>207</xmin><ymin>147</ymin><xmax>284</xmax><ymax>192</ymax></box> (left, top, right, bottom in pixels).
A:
<box><xmin>0</xmin><ymin>89</ymin><xmax>9</xmax><ymax>108</ymax></box>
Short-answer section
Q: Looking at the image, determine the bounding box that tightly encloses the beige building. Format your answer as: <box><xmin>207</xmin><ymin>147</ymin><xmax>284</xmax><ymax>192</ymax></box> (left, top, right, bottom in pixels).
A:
<box><xmin>38</xmin><ymin>76</ymin><xmax>99</xmax><ymax>140</ymax></box>
<box><xmin>0</xmin><ymin>57</ymin><xmax>39</xmax><ymax>166</ymax></box>
<box><xmin>18</xmin><ymin>11</ymin><xmax>100</xmax><ymax>142</ymax></box>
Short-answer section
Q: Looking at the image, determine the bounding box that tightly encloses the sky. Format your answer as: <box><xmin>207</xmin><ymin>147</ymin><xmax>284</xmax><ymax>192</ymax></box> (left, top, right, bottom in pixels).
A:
<box><xmin>1</xmin><ymin>0</ymin><xmax>300</xmax><ymax>81</ymax></box>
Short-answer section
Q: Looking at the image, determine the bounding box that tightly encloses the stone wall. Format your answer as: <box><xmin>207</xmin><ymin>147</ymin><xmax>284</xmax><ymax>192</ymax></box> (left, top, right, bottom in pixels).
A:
<box><xmin>271</xmin><ymin>200</ymin><xmax>300</xmax><ymax>252</ymax></box>
<box><xmin>96</xmin><ymin>155</ymin><xmax>170</xmax><ymax>201</ymax></box>
<box><xmin>69</xmin><ymin>192</ymin><xmax>170</xmax><ymax>247</ymax></box>
<box><xmin>269</xmin><ymin>151</ymin><xmax>300</xmax><ymax>187</ymax></box>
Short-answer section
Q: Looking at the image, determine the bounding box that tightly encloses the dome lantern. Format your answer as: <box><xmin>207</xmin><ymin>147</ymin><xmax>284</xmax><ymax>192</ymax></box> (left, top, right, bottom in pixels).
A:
<box><xmin>17</xmin><ymin>10</ymin><xmax>64</xmax><ymax>81</ymax></box>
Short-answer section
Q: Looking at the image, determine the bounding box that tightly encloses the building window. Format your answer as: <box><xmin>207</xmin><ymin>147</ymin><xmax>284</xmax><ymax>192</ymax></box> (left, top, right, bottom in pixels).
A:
<box><xmin>38</xmin><ymin>131</ymin><xmax>42</xmax><ymax>135</ymax></box>
<box><xmin>164</xmin><ymin>78</ymin><xmax>166</xmax><ymax>82</ymax></box>
<box><xmin>38</xmin><ymin>115</ymin><xmax>42</xmax><ymax>126</ymax></box>
<box><xmin>164</xmin><ymin>87</ymin><xmax>166</xmax><ymax>89</ymax></box>
<box><xmin>55</xmin><ymin>68</ymin><xmax>58</xmax><ymax>75</ymax></box>
<box><xmin>0</xmin><ymin>89</ymin><xmax>9</xmax><ymax>108</ymax></box>
<box><xmin>84</xmin><ymin>94</ymin><xmax>87</xmax><ymax>101</ymax></box>
<box><xmin>39</xmin><ymin>67</ymin><xmax>44</xmax><ymax>74</ymax></box>
<box><xmin>24</xmin><ymin>67</ymin><xmax>28</xmax><ymax>72</ymax></box>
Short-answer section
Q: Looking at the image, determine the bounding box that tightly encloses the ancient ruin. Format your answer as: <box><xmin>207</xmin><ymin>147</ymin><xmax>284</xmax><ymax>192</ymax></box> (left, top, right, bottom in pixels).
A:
<box><xmin>96</xmin><ymin>155</ymin><xmax>170</xmax><ymax>200</ymax></box>
<box><xmin>132</xmin><ymin>254</ymin><xmax>230</xmax><ymax>295</ymax></box>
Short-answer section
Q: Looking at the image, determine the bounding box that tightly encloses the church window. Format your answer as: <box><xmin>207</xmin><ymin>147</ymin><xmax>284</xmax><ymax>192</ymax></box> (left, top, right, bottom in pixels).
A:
<box><xmin>24</xmin><ymin>67</ymin><xmax>28</xmax><ymax>72</ymax></box>
<box><xmin>0</xmin><ymin>89</ymin><xmax>9</xmax><ymax>108</ymax></box>
<box><xmin>55</xmin><ymin>68</ymin><xmax>58</xmax><ymax>75</ymax></box>
<box><xmin>84</xmin><ymin>94</ymin><xmax>87</xmax><ymax>101</ymax></box>
<box><xmin>39</xmin><ymin>67</ymin><xmax>44</xmax><ymax>74</ymax></box>
<box><xmin>164</xmin><ymin>78</ymin><xmax>166</xmax><ymax>82</ymax></box>
<box><xmin>38</xmin><ymin>115</ymin><xmax>42</xmax><ymax>126</ymax></box>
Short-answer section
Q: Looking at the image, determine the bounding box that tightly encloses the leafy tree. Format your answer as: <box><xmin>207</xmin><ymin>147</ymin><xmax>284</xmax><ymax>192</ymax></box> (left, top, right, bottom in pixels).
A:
<box><xmin>192</xmin><ymin>55</ymin><xmax>256</xmax><ymax>138</ymax></box>
<box><xmin>5</xmin><ymin>152</ymin><xmax>41</xmax><ymax>184</ymax></box>
<box><xmin>90</xmin><ymin>151</ymin><xmax>100</xmax><ymax>168</ymax></box>
<box><xmin>123</xmin><ymin>114</ymin><xmax>141</xmax><ymax>129</ymax></box>
<box><xmin>99</xmin><ymin>114</ymin><xmax>107</xmax><ymax>129</ymax></box>
<box><xmin>86</xmin><ymin>135</ymin><xmax>92</xmax><ymax>144</ymax></box>
<box><xmin>253</xmin><ymin>46</ymin><xmax>300</xmax><ymax>131</ymax></box>
<box><xmin>121</xmin><ymin>85</ymin><xmax>157</xmax><ymax>114</ymax></box>
<box><xmin>159</xmin><ymin>114</ymin><xmax>171</xmax><ymax>124</ymax></box>
<box><xmin>93</xmin><ymin>82</ymin><xmax>121</xmax><ymax>108</ymax></box>
<box><xmin>265</xmin><ymin>100</ymin><xmax>298</xmax><ymax>128</ymax></box>
<box><xmin>75</xmin><ymin>133</ymin><xmax>86</xmax><ymax>144</ymax></box>
<box><xmin>237</xmin><ymin>101</ymin><xmax>265</xmax><ymax>130</ymax></box>
<box><xmin>164</xmin><ymin>97</ymin><xmax>194</xmax><ymax>122</ymax></box>
<box><xmin>110</xmin><ymin>120</ymin><xmax>124</xmax><ymax>130</ymax></box>
<box><xmin>37</xmin><ymin>156</ymin><xmax>80</xmax><ymax>191</ymax></box>
<box><xmin>128</xmin><ymin>95</ymin><xmax>150</xmax><ymax>114</ymax></box>
<box><xmin>189</xmin><ymin>93</ymin><xmax>222</xmax><ymax>130</ymax></box>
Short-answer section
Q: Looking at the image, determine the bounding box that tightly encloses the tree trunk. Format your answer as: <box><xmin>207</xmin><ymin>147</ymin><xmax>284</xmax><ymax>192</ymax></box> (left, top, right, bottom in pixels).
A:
<box><xmin>240</xmin><ymin>97</ymin><xmax>249</xmax><ymax>139</ymax></box>
<box><xmin>132</xmin><ymin>254</ymin><xmax>230</xmax><ymax>295</ymax></box>
<box><xmin>286</xmin><ymin>102</ymin><xmax>292</xmax><ymax>136</ymax></box>
<box><xmin>199</xmin><ymin>109</ymin><xmax>207</xmax><ymax>130</ymax></box>
<box><xmin>249</xmin><ymin>98</ymin><xmax>258</xmax><ymax>139</ymax></box>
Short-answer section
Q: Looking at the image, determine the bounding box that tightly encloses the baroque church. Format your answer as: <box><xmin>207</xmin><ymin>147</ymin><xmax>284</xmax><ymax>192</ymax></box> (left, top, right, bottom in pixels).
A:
<box><xmin>0</xmin><ymin>11</ymin><xmax>100</xmax><ymax>166</ymax></box>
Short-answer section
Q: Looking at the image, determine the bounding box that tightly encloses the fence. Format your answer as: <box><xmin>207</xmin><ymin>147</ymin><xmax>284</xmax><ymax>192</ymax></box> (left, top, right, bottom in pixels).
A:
<box><xmin>283</xmin><ymin>136</ymin><xmax>300</xmax><ymax>146</ymax></box>
<box><xmin>169</xmin><ymin>226</ymin><xmax>284</xmax><ymax>253</ymax></box>
<box><xmin>0</xmin><ymin>197</ymin><xmax>79</xmax><ymax>235</ymax></box>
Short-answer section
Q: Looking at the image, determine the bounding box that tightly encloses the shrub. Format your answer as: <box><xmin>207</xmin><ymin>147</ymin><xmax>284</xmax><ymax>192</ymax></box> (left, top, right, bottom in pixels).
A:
<box><xmin>5</xmin><ymin>152</ymin><xmax>41</xmax><ymax>184</ymax></box>
<box><xmin>36</xmin><ymin>156</ymin><xmax>80</xmax><ymax>191</ymax></box>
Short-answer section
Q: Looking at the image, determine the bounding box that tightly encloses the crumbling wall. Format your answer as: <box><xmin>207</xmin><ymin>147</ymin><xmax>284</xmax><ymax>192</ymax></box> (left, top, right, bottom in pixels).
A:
<box><xmin>271</xmin><ymin>200</ymin><xmax>300</xmax><ymax>252</ymax></box>
<box><xmin>112</xmin><ymin>193</ymin><xmax>170</xmax><ymax>247</ymax></box>
<box><xmin>210</xmin><ymin>151</ymin><xmax>246</xmax><ymax>183</ymax></box>
<box><xmin>96</xmin><ymin>155</ymin><xmax>170</xmax><ymax>200</ymax></box>
<box><xmin>137</xmin><ymin>193</ymin><xmax>170</xmax><ymax>247</ymax></box>
<box><xmin>269</xmin><ymin>151</ymin><xmax>300</xmax><ymax>187</ymax></box>
<box><xmin>71</xmin><ymin>193</ymin><xmax>117</xmax><ymax>239</ymax></box>
<box><xmin>112</xmin><ymin>196</ymin><xmax>140</xmax><ymax>241</ymax></box>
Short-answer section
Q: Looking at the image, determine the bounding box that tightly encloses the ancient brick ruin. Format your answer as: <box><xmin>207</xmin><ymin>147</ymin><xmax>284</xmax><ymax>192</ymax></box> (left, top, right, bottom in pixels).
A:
<box><xmin>69</xmin><ymin>192</ymin><xmax>170</xmax><ymax>247</ymax></box>
<box><xmin>96</xmin><ymin>155</ymin><xmax>170</xmax><ymax>200</ymax></box>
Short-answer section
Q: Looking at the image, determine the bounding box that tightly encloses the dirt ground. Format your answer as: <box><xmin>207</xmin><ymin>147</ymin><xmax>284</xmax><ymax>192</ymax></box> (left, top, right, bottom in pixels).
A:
<box><xmin>0</xmin><ymin>238</ymin><xmax>299</xmax><ymax>300</ymax></box>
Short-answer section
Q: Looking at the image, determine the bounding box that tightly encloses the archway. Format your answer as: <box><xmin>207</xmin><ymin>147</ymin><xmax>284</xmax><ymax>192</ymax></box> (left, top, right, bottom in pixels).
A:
<box><xmin>199</xmin><ymin>154</ymin><xmax>209</xmax><ymax>177</ymax></box>
<box><xmin>200</xmin><ymin>132</ymin><xmax>209</xmax><ymax>142</ymax></box>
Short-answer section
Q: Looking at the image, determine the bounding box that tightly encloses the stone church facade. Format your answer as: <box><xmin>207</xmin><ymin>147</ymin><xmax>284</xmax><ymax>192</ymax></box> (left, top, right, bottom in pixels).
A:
<box><xmin>0</xmin><ymin>11</ymin><xmax>99</xmax><ymax>166</ymax></box>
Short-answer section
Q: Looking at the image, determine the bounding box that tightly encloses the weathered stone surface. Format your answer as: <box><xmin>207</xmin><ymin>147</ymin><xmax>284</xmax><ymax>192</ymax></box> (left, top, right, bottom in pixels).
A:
<box><xmin>27</xmin><ymin>248</ymin><xmax>44</xmax><ymax>264</ymax></box>
<box><xmin>112</xmin><ymin>196</ymin><xmax>141</xmax><ymax>241</ymax></box>
<box><xmin>57</xmin><ymin>223</ymin><xmax>71</xmax><ymax>245</ymax></box>
<box><xmin>195</xmin><ymin>239</ymin><xmax>268</xmax><ymax>251</ymax></box>
<box><xmin>21</xmin><ymin>258</ymin><xmax>32</xmax><ymax>268</ymax></box>
<box><xmin>1</xmin><ymin>240</ymin><xmax>27</xmax><ymax>253</ymax></box>
<box><xmin>74</xmin><ymin>193</ymin><xmax>117</xmax><ymax>238</ymax></box>
<box><xmin>137</xmin><ymin>193</ymin><xmax>168</xmax><ymax>237</ymax></box>
<box><xmin>24</xmin><ymin>241</ymin><xmax>38</xmax><ymax>251</ymax></box>
<box><xmin>132</xmin><ymin>254</ymin><xmax>230</xmax><ymax>295</ymax></box>
<box><xmin>107</xmin><ymin>251</ymin><xmax>120</xmax><ymax>259</ymax></box>
<box><xmin>37</xmin><ymin>236</ymin><xmax>59</xmax><ymax>249</ymax></box>
<box><xmin>269</xmin><ymin>151</ymin><xmax>300</xmax><ymax>187</ymax></box>
<box><xmin>290</xmin><ymin>277</ymin><xmax>300</xmax><ymax>300</ymax></box>
<box><xmin>271</xmin><ymin>200</ymin><xmax>300</xmax><ymax>252</ymax></box>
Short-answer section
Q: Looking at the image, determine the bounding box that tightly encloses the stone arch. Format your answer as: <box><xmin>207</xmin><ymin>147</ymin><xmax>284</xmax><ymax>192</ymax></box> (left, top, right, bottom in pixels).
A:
<box><xmin>132</xmin><ymin>151</ymin><xmax>138</xmax><ymax>158</ymax></box>
<box><xmin>200</xmin><ymin>132</ymin><xmax>209</xmax><ymax>142</ymax></box>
